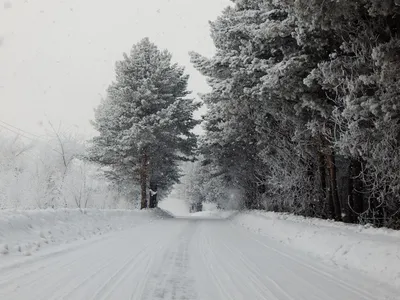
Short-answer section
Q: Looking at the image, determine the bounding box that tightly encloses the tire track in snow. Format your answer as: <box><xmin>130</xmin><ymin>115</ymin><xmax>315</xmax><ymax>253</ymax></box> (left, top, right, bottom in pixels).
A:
<box><xmin>197</xmin><ymin>222</ymin><xmax>247</xmax><ymax>300</ymax></box>
<box><xmin>0</xmin><ymin>218</ymin><xmax>183</xmax><ymax>300</ymax></box>
<box><xmin>89</xmin><ymin>241</ymin><xmax>159</xmax><ymax>300</ymax></box>
<box><xmin>227</xmin><ymin>221</ymin><xmax>394</xmax><ymax>300</ymax></box>
<box><xmin>219</xmin><ymin>222</ymin><xmax>336</xmax><ymax>300</ymax></box>
<box><xmin>129</xmin><ymin>247</ymin><xmax>156</xmax><ymax>300</ymax></box>
<box><xmin>89</xmin><ymin>220</ymin><xmax>187</xmax><ymax>300</ymax></box>
<box><xmin>1</xmin><ymin>217</ymin><xmax>397</xmax><ymax>300</ymax></box>
<box><xmin>58</xmin><ymin>251</ymin><xmax>124</xmax><ymax>300</ymax></box>
<box><xmin>1</xmin><ymin>237</ymin><xmax>131</xmax><ymax>300</ymax></box>
<box><xmin>60</xmin><ymin>220</ymin><xmax>183</xmax><ymax>300</ymax></box>
<box><xmin>139</xmin><ymin>220</ymin><xmax>198</xmax><ymax>300</ymax></box>
<box><xmin>248</xmin><ymin>233</ymin><xmax>377</xmax><ymax>299</ymax></box>
<box><xmin>99</xmin><ymin>240</ymin><xmax>170</xmax><ymax>300</ymax></box>
<box><xmin>223</xmin><ymin>238</ymin><xmax>338</xmax><ymax>300</ymax></box>
<box><xmin>206</xmin><ymin>227</ymin><xmax>281</xmax><ymax>300</ymax></box>
<box><xmin>220</xmin><ymin>240</ymin><xmax>293</xmax><ymax>300</ymax></box>
<box><xmin>219</xmin><ymin>236</ymin><xmax>338</xmax><ymax>300</ymax></box>
<box><xmin>0</xmin><ymin>216</ymin><xmax>161</xmax><ymax>275</ymax></box>
<box><xmin>0</xmin><ymin>249</ymin><xmax>97</xmax><ymax>298</ymax></box>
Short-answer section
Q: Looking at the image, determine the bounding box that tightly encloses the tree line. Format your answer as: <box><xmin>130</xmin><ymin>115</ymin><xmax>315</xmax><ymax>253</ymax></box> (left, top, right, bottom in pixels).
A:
<box><xmin>89</xmin><ymin>0</ymin><xmax>400</xmax><ymax>229</ymax></box>
<box><xmin>0</xmin><ymin>124</ymin><xmax>127</xmax><ymax>209</ymax></box>
<box><xmin>187</xmin><ymin>0</ymin><xmax>400</xmax><ymax>228</ymax></box>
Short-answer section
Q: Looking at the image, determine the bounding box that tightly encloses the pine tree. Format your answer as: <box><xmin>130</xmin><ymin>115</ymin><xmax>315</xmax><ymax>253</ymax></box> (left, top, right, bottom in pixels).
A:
<box><xmin>194</xmin><ymin>0</ymin><xmax>400</xmax><ymax>227</ymax></box>
<box><xmin>190</xmin><ymin>0</ymin><xmax>318</xmax><ymax>210</ymax></box>
<box><xmin>292</xmin><ymin>0</ymin><xmax>400</xmax><ymax>225</ymax></box>
<box><xmin>90</xmin><ymin>38</ymin><xmax>200</xmax><ymax>209</ymax></box>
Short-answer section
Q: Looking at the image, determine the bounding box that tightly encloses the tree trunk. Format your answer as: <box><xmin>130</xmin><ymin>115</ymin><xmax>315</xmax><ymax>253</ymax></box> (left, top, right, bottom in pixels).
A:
<box><xmin>318</xmin><ymin>151</ymin><xmax>328</xmax><ymax>217</ymax></box>
<box><xmin>326</xmin><ymin>151</ymin><xmax>342</xmax><ymax>221</ymax></box>
<box><xmin>244</xmin><ymin>180</ymin><xmax>257</xmax><ymax>209</ymax></box>
<box><xmin>140</xmin><ymin>151</ymin><xmax>148</xmax><ymax>210</ymax></box>
<box><xmin>196</xmin><ymin>201</ymin><xmax>203</xmax><ymax>212</ymax></box>
<box><xmin>327</xmin><ymin>180</ymin><xmax>334</xmax><ymax>220</ymax></box>
<box><xmin>351</xmin><ymin>159</ymin><xmax>364</xmax><ymax>216</ymax></box>
<box><xmin>346</xmin><ymin>161</ymin><xmax>355</xmax><ymax>223</ymax></box>
<box><xmin>347</xmin><ymin>159</ymin><xmax>364</xmax><ymax>223</ymax></box>
<box><xmin>149</xmin><ymin>180</ymin><xmax>158</xmax><ymax>208</ymax></box>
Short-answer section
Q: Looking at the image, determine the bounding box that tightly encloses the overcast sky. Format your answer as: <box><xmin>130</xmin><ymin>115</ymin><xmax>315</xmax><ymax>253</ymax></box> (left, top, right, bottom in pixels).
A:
<box><xmin>0</xmin><ymin>0</ymin><xmax>230</xmax><ymax>138</ymax></box>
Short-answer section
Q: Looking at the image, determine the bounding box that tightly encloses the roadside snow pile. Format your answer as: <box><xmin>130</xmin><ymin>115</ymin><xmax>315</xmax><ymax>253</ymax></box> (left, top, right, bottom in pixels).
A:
<box><xmin>0</xmin><ymin>209</ymin><xmax>163</xmax><ymax>257</ymax></box>
<box><xmin>158</xmin><ymin>196</ymin><xmax>190</xmax><ymax>216</ymax></box>
<box><xmin>233</xmin><ymin>211</ymin><xmax>400</xmax><ymax>288</ymax></box>
<box><xmin>202</xmin><ymin>202</ymin><xmax>218</xmax><ymax>211</ymax></box>
<box><xmin>190</xmin><ymin>210</ymin><xmax>235</xmax><ymax>218</ymax></box>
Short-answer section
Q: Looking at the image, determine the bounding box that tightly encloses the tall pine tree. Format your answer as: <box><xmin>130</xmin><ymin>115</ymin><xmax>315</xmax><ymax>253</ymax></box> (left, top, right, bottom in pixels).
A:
<box><xmin>90</xmin><ymin>38</ymin><xmax>200</xmax><ymax>209</ymax></box>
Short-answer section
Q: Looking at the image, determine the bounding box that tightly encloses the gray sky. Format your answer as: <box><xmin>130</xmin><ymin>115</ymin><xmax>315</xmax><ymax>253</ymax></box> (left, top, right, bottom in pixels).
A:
<box><xmin>0</xmin><ymin>0</ymin><xmax>230</xmax><ymax>137</ymax></box>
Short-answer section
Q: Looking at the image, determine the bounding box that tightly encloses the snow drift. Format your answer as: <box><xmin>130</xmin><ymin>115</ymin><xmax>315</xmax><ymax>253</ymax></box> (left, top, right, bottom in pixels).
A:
<box><xmin>0</xmin><ymin>209</ymin><xmax>166</xmax><ymax>257</ymax></box>
<box><xmin>233</xmin><ymin>211</ymin><xmax>400</xmax><ymax>288</ymax></box>
<box><xmin>190</xmin><ymin>210</ymin><xmax>236</xmax><ymax>219</ymax></box>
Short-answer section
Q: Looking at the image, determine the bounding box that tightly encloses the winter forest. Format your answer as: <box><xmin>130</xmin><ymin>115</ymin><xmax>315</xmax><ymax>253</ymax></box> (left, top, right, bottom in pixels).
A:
<box><xmin>2</xmin><ymin>0</ymin><xmax>400</xmax><ymax>229</ymax></box>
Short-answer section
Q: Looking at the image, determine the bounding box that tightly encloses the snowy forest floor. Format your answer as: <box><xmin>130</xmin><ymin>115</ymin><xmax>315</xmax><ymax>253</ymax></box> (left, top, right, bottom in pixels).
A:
<box><xmin>0</xmin><ymin>208</ymin><xmax>399</xmax><ymax>299</ymax></box>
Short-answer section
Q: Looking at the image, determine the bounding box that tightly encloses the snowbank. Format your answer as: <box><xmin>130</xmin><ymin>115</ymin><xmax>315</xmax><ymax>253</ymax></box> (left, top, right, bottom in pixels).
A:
<box><xmin>158</xmin><ymin>196</ymin><xmax>236</xmax><ymax>219</ymax></box>
<box><xmin>190</xmin><ymin>210</ymin><xmax>236</xmax><ymax>219</ymax></box>
<box><xmin>233</xmin><ymin>211</ymin><xmax>400</xmax><ymax>288</ymax></box>
<box><xmin>0</xmin><ymin>209</ymin><xmax>165</xmax><ymax>257</ymax></box>
<box><xmin>158</xmin><ymin>196</ymin><xmax>190</xmax><ymax>216</ymax></box>
<box><xmin>202</xmin><ymin>202</ymin><xmax>218</xmax><ymax>211</ymax></box>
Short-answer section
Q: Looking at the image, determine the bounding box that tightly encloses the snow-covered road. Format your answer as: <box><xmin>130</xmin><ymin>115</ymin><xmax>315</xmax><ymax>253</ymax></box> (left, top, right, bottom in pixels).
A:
<box><xmin>0</xmin><ymin>217</ymin><xmax>398</xmax><ymax>300</ymax></box>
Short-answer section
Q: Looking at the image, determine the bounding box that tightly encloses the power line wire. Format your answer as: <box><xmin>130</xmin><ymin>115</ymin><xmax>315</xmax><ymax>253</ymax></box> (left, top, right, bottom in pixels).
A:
<box><xmin>0</xmin><ymin>123</ymin><xmax>40</xmax><ymax>142</ymax></box>
<box><xmin>0</xmin><ymin>120</ymin><xmax>87</xmax><ymax>158</ymax></box>
<box><xmin>0</xmin><ymin>123</ymin><xmax>62</xmax><ymax>154</ymax></box>
<box><xmin>0</xmin><ymin>120</ymin><xmax>45</xmax><ymax>139</ymax></box>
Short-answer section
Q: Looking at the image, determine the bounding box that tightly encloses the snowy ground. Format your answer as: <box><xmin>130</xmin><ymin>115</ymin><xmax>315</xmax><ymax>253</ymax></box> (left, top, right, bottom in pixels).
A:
<box><xmin>0</xmin><ymin>208</ymin><xmax>399</xmax><ymax>299</ymax></box>
<box><xmin>233</xmin><ymin>211</ymin><xmax>400</xmax><ymax>289</ymax></box>
<box><xmin>189</xmin><ymin>209</ymin><xmax>236</xmax><ymax>219</ymax></box>
<box><xmin>0</xmin><ymin>209</ymin><xmax>166</xmax><ymax>257</ymax></box>
<box><xmin>158</xmin><ymin>196</ymin><xmax>190</xmax><ymax>217</ymax></box>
